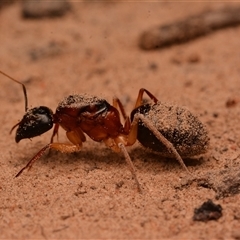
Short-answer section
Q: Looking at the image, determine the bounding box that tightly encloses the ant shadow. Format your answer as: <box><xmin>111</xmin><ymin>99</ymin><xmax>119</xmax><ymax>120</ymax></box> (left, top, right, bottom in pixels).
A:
<box><xmin>130</xmin><ymin>146</ymin><xmax>205</xmax><ymax>174</ymax></box>
<box><xmin>25</xmin><ymin>142</ymin><xmax>126</xmax><ymax>170</ymax></box>
<box><xmin>16</xmin><ymin>142</ymin><xmax>206</xmax><ymax>176</ymax></box>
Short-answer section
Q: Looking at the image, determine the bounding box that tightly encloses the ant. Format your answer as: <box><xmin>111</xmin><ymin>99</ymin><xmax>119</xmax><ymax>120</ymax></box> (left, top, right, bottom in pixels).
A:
<box><xmin>1</xmin><ymin>70</ymin><xmax>209</xmax><ymax>192</ymax></box>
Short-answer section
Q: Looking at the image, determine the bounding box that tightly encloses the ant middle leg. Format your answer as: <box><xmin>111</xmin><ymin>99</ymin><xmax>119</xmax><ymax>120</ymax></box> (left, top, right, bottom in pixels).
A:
<box><xmin>112</xmin><ymin>97</ymin><xmax>128</xmax><ymax>121</ymax></box>
<box><xmin>118</xmin><ymin>142</ymin><xmax>141</xmax><ymax>192</ymax></box>
<box><xmin>104</xmin><ymin>131</ymin><xmax>141</xmax><ymax>192</ymax></box>
<box><xmin>112</xmin><ymin>97</ymin><xmax>132</xmax><ymax>134</ymax></box>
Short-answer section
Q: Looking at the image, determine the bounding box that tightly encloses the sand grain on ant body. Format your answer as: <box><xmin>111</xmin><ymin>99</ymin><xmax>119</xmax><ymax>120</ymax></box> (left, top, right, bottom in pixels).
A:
<box><xmin>132</xmin><ymin>102</ymin><xmax>209</xmax><ymax>158</ymax></box>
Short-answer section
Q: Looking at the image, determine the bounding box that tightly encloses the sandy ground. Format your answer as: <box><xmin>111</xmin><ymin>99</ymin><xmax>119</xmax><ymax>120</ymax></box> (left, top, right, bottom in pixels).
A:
<box><xmin>1</xmin><ymin>1</ymin><xmax>240</xmax><ymax>239</ymax></box>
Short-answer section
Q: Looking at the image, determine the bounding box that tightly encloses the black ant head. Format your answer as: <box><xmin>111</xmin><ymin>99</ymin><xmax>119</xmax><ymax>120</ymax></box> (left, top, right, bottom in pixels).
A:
<box><xmin>0</xmin><ymin>71</ymin><xmax>54</xmax><ymax>142</ymax></box>
<box><xmin>12</xmin><ymin>106</ymin><xmax>54</xmax><ymax>143</ymax></box>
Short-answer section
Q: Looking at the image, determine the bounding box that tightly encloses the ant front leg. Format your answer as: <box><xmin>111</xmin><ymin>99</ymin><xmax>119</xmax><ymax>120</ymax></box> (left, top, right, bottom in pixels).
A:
<box><xmin>50</xmin><ymin>123</ymin><xmax>60</xmax><ymax>143</ymax></box>
<box><xmin>15</xmin><ymin>129</ymin><xmax>85</xmax><ymax>177</ymax></box>
<box><xmin>15</xmin><ymin>142</ymin><xmax>82</xmax><ymax>177</ymax></box>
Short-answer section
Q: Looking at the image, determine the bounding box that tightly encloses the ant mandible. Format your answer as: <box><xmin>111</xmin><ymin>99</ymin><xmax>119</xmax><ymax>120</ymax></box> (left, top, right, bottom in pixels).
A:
<box><xmin>1</xmin><ymin>70</ymin><xmax>209</xmax><ymax>192</ymax></box>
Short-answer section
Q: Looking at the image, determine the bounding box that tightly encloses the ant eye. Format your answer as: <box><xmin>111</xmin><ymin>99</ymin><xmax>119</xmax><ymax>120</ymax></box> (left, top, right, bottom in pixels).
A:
<box><xmin>80</xmin><ymin>100</ymin><xmax>109</xmax><ymax>118</ymax></box>
<box><xmin>92</xmin><ymin>101</ymin><xmax>108</xmax><ymax>114</ymax></box>
<box><xmin>15</xmin><ymin>106</ymin><xmax>53</xmax><ymax>143</ymax></box>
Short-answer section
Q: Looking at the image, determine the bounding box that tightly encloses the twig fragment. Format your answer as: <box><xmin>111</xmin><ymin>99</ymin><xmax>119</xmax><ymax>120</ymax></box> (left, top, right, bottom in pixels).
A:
<box><xmin>139</xmin><ymin>6</ymin><xmax>240</xmax><ymax>50</ymax></box>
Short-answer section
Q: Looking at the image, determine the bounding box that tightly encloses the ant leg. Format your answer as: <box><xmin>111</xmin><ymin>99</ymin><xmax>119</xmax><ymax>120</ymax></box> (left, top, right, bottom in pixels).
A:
<box><xmin>50</xmin><ymin>123</ymin><xmax>60</xmax><ymax>143</ymax></box>
<box><xmin>113</xmin><ymin>97</ymin><xmax>132</xmax><ymax>133</ymax></box>
<box><xmin>133</xmin><ymin>113</ymin><xmax>191</xmax><ymax>175</ymax></box>
<box><xmin>125</xmin><ymin>115</ymin><xmax>139</xmax><ymax>146</ymax></box>
<box><xmin>104</xmin><ymin>137</ymin><xmax>141</xmax><ymax>191</ymax></box>
<box><xmin>113</xmin><ymin>97</ymin><xmax>128</xmax><ymax>120</ymax></box>
<box><xmin>15</xmin><ymin>144</ymin><xmax>51</xmax><ymax>177</ymax></box>
<box><xmin>118</xmin><ymin>143</ymin><xmax>142</xmax><ymax>192</ymax></box>
<box><xmin>134</xmin><ymin>88</ymin><xmax>158</xmax><ymax>109</ymax></box>
<box><xmin>15</xmin><ymin>142</ymin><xmax>82</xmax><ymax>178</ymax></box>
<box><xmin>47</xmin><ymin>123</ymin><xmax>60</xmax><ymax>156</ymax></box>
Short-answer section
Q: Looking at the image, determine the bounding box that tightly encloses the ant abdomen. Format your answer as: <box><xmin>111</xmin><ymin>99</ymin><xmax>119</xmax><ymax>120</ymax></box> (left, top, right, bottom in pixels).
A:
<box><xmin>131</xmin><ymin>102</ymin><xmax>209</xmax><ymax>157</ymax></box>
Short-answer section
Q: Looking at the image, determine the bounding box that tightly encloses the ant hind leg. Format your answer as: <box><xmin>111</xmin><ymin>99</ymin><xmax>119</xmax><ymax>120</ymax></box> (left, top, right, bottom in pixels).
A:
<box><xmin>133</xmin><ymin>113</ymin><xmax>191</xmax><ymax>175</ymax></box>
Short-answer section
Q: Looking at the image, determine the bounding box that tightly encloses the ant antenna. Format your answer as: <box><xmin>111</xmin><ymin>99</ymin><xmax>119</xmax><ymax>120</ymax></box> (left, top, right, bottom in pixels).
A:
<box><xmin>0</xmin><ymin>70</ymin><xmax>28</xmax><ymax>112</ymax></box>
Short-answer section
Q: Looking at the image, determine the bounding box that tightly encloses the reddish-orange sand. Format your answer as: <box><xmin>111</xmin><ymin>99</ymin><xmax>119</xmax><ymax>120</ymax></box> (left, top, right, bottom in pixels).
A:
<box><xmin>1</xmin><ymin>2</ymin><xmax>240</xmax><ymax>239</ymax></box>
